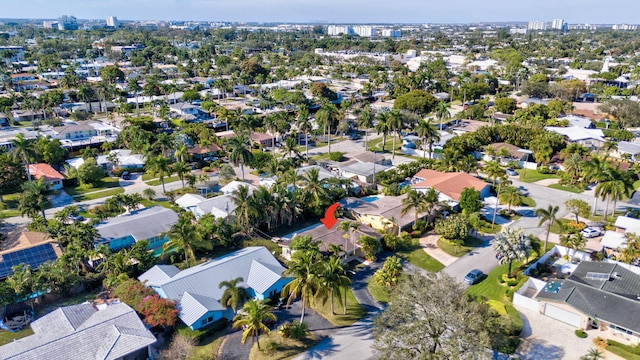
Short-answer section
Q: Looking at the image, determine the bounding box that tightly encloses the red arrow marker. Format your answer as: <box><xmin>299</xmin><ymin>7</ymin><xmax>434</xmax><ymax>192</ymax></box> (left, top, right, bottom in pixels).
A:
<box><xmin>320</xmin><ymin>203</ymin><xmax>340</xmax><ymax>229</ymax></box>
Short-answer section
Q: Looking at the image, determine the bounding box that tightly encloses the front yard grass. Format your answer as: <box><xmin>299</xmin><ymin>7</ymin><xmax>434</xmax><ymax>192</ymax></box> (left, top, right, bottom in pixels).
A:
<box><xmin>0</xmin><ymin>327</ymin><xmax>33</xmax><ymax>346</ymax></box>
<box><xmin>437</xmin><ymin>236</ymin><xmax>484</xmax><ymax>257</ymax></box>
<box><xmin>145</xmin><ymin>175</ymin><xmax>181</xmax><ymax>186</ymax></box>
<box><xmin>73</xmin><ymin>187</ymin><xmax>124</xmax><ymax>201</ymax></box>
<box><xmin>249</xmin><ymin>332</ymin><xmax>319</xmax><ymax>360</ymax></box>
<box><xmin>517</xmin><ymin>169</ymin><xmax>560</xmax><ymax>183</ymax></box>
<box><xmin>187</xmin><ymin>329</ymin><xmax>227</xmax><ymax>360</ymax></box>
<box><xmin>606</xmin><ymin>340</ymin><xmax>640</xmax><ymax>360</ymax></box>
<box><xmin>312</xmin><ymin>287</ymin><xmax>366</xmax><ymax>327</ymax></box>
<box><xmin>0</xmin><ymin>193</ymin><xmax>24</xmax><ymax>219</ymax></box>
<box><xmin>397</xmin><ymin>238</ymin><xmax>445</xmax><ymax>272</ymax></box>
<box><xmin>63</xmin><ymin>177</ymin><xmax>120</xmax><ymax>196</ymax></box>
<box><xmin>548</xmin><ymin>184</ymin><xmax>584</xmax><ymax>193</ymax></box>
<box><xmin>549</xmin><ymin>218</ymin><xmax>571</xmax><ymax>234</ymax></box>
<box><xmin>520</xmin><ymin>196</ymin><xmax>536</xmax><ymax>207</ymax></box>
<box><xmin>367</xmin><ymin>277</ymin><xmax>391</xmax><ymax>303</ymax></box>
<box><xmin>366</xmin><ymin>136</ymin><xmax>402</xmax><ymax>153</ymax></box>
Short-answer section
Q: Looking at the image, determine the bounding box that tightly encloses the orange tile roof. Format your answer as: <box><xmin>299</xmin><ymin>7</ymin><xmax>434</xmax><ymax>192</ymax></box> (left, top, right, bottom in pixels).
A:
<box><xmin>411</xmin><ymin>169</ymin><xmax>488</xmax><ymax>201</ymax></box>
<box><xmin>28</xmin><ymin>163</ymin><xmax>65</xmax><ymax>181</ymax></box>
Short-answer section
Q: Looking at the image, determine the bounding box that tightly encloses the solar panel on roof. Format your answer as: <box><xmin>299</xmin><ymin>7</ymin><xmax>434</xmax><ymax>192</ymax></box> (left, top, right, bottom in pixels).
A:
<box><xmin>585</xmin><ymin>272</ymin><xmax>610</xmax><ymax>281</ymax></box>
<box><xmin>0</xmin><ymin>244</ymin><xmax>58</xmax><ymax>278</ymax></box>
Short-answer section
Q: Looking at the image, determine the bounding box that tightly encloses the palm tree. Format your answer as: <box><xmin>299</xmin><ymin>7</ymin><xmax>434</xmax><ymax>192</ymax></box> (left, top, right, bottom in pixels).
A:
<box><xmin>128</xmin><ymin>78</ymin><xmax>142</xmax><ymax>116</ymax></box>
<box><xmin>163</xmin><ymin>213</ymin><xmax>203</xmax><ymax>264</ymax></box>
<box><xmin>172</xmin><ymin>162</ymin><xmax>191</xmax><ymax>187</ymax></box>
<box><xmin>219</xmin><ymin>277</ymin><xmax>248</xmax><ymax>314</ymax></box>
<box><xmin>321</xmin><ymin>257</ymin><xmax>351</xmax><ymax>315</ymax></box>
<box><xmin>499</xmin><ymin>185</ymin><xmax>523</xmax><ymax>213</ymax></box>
<box><xmin>620</xmin><ymin>233</ymin><xmax>640</xmax><ymax>264</ymax></box>
<box><xmin>415</xmin><ymin>119</ymin><xmax>440</xmax><ymax>159</ymax></box>
<box><xmin>535</xmin><ymin>205</ymin><xmax>560</xmax><ymax>252</ymax></box>
<box><xmin>338</xmin><ymin>220</ymin><xmax>359</xmax><ymax>260</ymax></box>
<box><xmin>282</xmin><ymin>136</ymin><xmax>300</xmax><ymax>159</ymax></box>
<box><xmin>10</xmin><ymin>133</ymin><xmax>35</xmax><ymax>181</ymax></box>
<box><xmin>560</xmin><ymin>233</ymin><xmax>587</xmax><ymax>260</ymax></box>
<box><xmin>282</xmin><ymin>250</ymin><xmax>322</xmax><ymax>323</ymax></box>
<box><xmin>387</xmin><ymin>110</ymin><xmax>403</xmax><ymax>159</ymax></box>
<box><xmin>296</xmin><ymin>110</ymin><xmax>313</xmax><ymax>161</ymax></box>
<box><xmin>358</xmin><ymin>235</ymin><xmax>381</xmax><ymax>261</ymax></box>
<box><xmin>231</xmin><ymin>185</ymin><xmax>258</xmax><ymax>233</ymax></box>
<box><xmin>300</xmin><ymin>168</ymin><xmax>329</xmax><ymax>209</ymax></box>
<box><xmin>173</xmin><ymin>144</ymin><xmax>189</xmax><ymax>163</ymax></box>
<box><xmin>435</xmin><ymin>101</ymin><xmax>451</xmax><ymax>130</ymax></box>
<box><xmin>401</xmin><ymin>190</ymin><xmax>427</xmax><ymax>229</ymax></box>
<box><xmin>143</xmin><ymin>187</ymin><xmax>156</xmax><ymax>200</ymax></box>
<box><xmin>484</xmin><ymin>161</ymin><xmax>504</xmax><ymax>187</ymax></box>
<box><xmin>583</xmin><ymin>156</ymin><xmax>608</xmax><ymax>215</ymax></box>
<box><xmin>493</xmin><ymin>227</ymin><xmax>531</xmax><ymax>278</ymax></box>
<box><xmin>147</xmin><ymin>156</ymin><xmax>172</xmax><ymax>193</ymax></box>
<box><xmin>374</xmin><ymin>112</ymin><xmax>392</xmax><ymax>153</ymax></box>
<box><xmin>232</xmin><ymin>299</ymin><xmax>276</xmax><ymax>351</ymax></box>
<box><xmin>18</xmin><ymin>178</ymin><xmax>51</xmax><ymax>220</ymax></box>
<box><xmin>316</xmin><ymin>102</ymin><xmax>340</xmax><ymax>153</ymax></box>
<box><xmin>580</xmin><ymin>348</ymin><xmax>604</xmax><ymax>360</ymax></box>
<box><xmin>357</xmin><ymin>105</ymin><xmax>374</xmax><ymax>150</ymax></box>
<box><xmin>227</xmin><ymin>134</ymin><xmax>253</xmax><ymax>180</ymax></box>
<box><xmin>77</xmin><ymin>84</ymin><xmax>96</xmax><ymax>113</ymax></box>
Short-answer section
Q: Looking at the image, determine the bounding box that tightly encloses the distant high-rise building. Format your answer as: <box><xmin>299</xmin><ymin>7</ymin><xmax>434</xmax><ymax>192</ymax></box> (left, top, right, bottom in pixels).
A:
<box><xmin>381</xmin><ymin>29</ymin><xmax>402</xmax><ymax>38</ymax></box>
<box><xmin>551</xmin><ymin>19</ymin><xmax>566</xmax><ymax>30</ymax></box>
<box><xmin>353</xmin><ymin>25</ymin><xmax>376</xmax><ymax>37</ymax></box>
<box><xmin>327</xmin><ymin>25</ymin><xmax>353</xmax><ymax>36</ymax></box>
<box><xmin>42</xmin><ymin>20</ymin><xmax>58</xmax><ymax>29</ymax></box>
<box><xmin>106</xmin><ymin>16</ymin><xmax>119</xmax><ymax>28</ymax></box>
<box><xmin>612</xmin><ymin>24</ymin><xmax>638</xmax><ymax>31</ymax></box>
<box><xmin>527</xmin><ymin>21</ymin><xmax>547</xmax><ymax>30</ymax></box>
<box><xmin>57</xmin><ymin>15</ymin><xmax>78</xmax><ymax>30</ymax></box>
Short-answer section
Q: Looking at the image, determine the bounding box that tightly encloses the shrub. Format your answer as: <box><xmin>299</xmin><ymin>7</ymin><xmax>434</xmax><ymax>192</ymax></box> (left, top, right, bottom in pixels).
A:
<box><xmin>501</xmin><ymin>274</ymin><xmax>519</xmax><ymax>287</ymax></box>
<box><xmin>279</xmin><ymin>321</ymin><xmax>308</xmax><ymax>339</ymax></box>
<box><xmin>537</xmin><ymin>166</ymin><xmax>551</xmax><ymax>174</ymax></box>
<box><xmin>575</xmin><ymin>329</ymin><xmax>588</xmax><ymax>338</ymax></box>
<box><xmin>328</xmin><ymin>151</ymin><xmax>344</xmax><ymax>162</ymax></box>
<box><xmin>487</xmin><ymin>300</ymin><xmax>508</xmax><ymax>316</ymax></box>
<box><xmin>202</xmin><ymin>166</ymin><xmax>211</xmax><ymax>172</ymax></box>
<box><xmin>505</xmin><ymin>288</ymin><xmax>514</xmax><ymax>300</ymax></box>
<box><xmin>566</xmin><ymin>221</ymin><xmax>586</xmax><ymax>231</ymax></box>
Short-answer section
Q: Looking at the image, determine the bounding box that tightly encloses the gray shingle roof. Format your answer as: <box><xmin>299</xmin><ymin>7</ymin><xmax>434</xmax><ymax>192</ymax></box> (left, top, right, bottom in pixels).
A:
<box><xmin>138</xmin><ymin>264</ymin><xmax>180</xmax><ymax>285</ymax></box>
<box><xmin>140</xmin><ymin>247</ymin><xmax>288</xmax><ymax>327</ymax></box>
<box><xmin>0</xmin><ymin>303</ymin><xmax>155</xmax><ymax>360</ymax></box>
<box><xmin>30</xmin><ymin>303</ymin><xmax>96</xmax><ymax>334</ymax></box>
<box><xmin>96</xmin><ymin>206</ymin><xmax>178</xmax><ymax>242</ymax></box>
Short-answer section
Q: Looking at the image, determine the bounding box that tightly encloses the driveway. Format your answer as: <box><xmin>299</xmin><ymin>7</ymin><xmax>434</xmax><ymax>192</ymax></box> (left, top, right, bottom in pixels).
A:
<box><xmin>515</xmin><ymin>307</ymin><xmax>601</xmax><ymax>360</ymax></box>
<box><xmin>441</xmin><ymin>235</ymin><xmax>499</xmax><ymax>285</ymax></box>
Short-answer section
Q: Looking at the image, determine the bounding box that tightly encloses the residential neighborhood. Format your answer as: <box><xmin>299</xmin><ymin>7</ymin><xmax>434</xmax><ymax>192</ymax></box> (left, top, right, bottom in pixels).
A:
<box><xmin>1</xmin><ymin>5</ymin><xmax>640</xmax><ymax>360</ymax></box>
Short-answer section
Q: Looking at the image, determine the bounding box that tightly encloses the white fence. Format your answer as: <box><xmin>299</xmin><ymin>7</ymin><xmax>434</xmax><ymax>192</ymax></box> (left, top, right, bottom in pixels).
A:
<box><xmin>512</xmin><ymin>277</ymin><xmax>546</xmax><ymax>312</ymax></box>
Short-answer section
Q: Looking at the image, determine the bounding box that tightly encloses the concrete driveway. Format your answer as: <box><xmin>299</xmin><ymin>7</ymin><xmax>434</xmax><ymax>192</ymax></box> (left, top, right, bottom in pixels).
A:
<box><xmin>441</xmin><ymin>235</ymin><xmax>499</xmax><ymax>285</ymax></box>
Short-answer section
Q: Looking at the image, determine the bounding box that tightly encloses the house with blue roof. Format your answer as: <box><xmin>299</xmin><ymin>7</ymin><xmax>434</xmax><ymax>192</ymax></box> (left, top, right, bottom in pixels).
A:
<box><xmin>138</xmin><ymin>246</ymin><xmax>291</xmax><ymax>330</ymax></box>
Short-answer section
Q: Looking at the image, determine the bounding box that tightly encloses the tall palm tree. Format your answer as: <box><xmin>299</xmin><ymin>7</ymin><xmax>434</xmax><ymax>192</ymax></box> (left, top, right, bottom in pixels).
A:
<box><xmin>172</xmin><ymin>162</ymin><xmax>191</xmax><ymax>187</ymax></box>
<box><xmin>300</xmin><ymin>168</ymin><xmax>329</xmax><ymax>209</ymax></box>
<box><xmin>128</xmin><ymin>77</ymin><xmax>142</xmax><ymax>116</ymax></box>
<box><xmin>401</xmin><ymin>190</ymin><xmax>427</xmax><ymax>228</ymax></box>
<box><xmin>227</xmin><ymin>134</ymin><xmax>253</xmax><ymax>180</ymax></box>
<box><xmin>219</xmin><ymin>277</ymin><xmax>248</xmax><ymax>314</ymax></box>
<box><xmin>484</xmin><ymin>161</ymin><xmax>504</xmax><ymax>187</ymax></box>
<box><xmin>173</xmin><ymin>144</ymin><xmax>189</xmax><ymax>163</ymax></box>
<box><xmin>387</xmin><ymin>110</ymin><xmax>403</xmax><ymax>159</ymax></box>
<box><xmin>493</xmin><ymin>227</ymin><xmax>531</xmax><ymax>278</ymax></box>
<box><xmin>499</xmin><ymin>185</ymin><xmax>523</xmax><ymax>213</ymax></box>
<box><xmin>338</xmin><ymin>220</ymin><xmax>359</xmax><ymax>259</ymax></box>
<box><xmin>296</xmin><ymin>109</ymin><xmax>313</xmax><ymax>161</ymax></box>
<box><xmin>415</xmin><ymin>119</ymin><xmax>440</xmax><ymax>159</ymax></box>
<box><xmin>18</xmin><ymin>178</ymin><xmax>51</xmax><ymax>220</ymax></box>
<box><xmin>232</xmin><ymin>299</ymin><xmax>276</xmax><ymax>351</ymax></box>
<box><xmin>435</xmin><ymin>101</ymin><xmax>451</xmax><ymax>130</ymax></box>
<box><xmin>535</xmin><ymin>205</ymin><xmax>560</xmax><ymax>252</ymax></box>
<box><xmin>560</xmin><ymin>233</ymin><xmax>587</xmax><ymax>260</ymax></box>
<box><xmin>357</xmin><ymin>105</ymin><xmax>374</xmax><ymax>150</ymax></box>
<box><xmin>77</xmin><ymin>84</ymin><xmax>96</xmax><ymax>113</ymax></box>
<box><xmin>374</xmin><ymin>112</ymin><xmax>392</xmax><ymax>153</ymax></box>
<box><xmin>282</xmin><ymin>250</ymin><xmax>322</xmax><ymax>324</ymax></box>
<box><xmin>583</xmin><ymin>156</ymin><xmax>608</xmax><ymax>215</ymax></box>
<box><xmin>321</xmin><ymin>257</ymin><xmax>351</xmax><ymax>315</ymax></box>
<box><xmin>231</xmin><ymin>185</ymin><xmax>258</xmax><ymax>233</ymax></box>
<box><xmin>10</xmin><ymin>133</ymin><xmax>35</xmax><ymax>181</ymax></box>
<box><xmin>316</xmin><ymin>102</ymin><xmax>340</xmax><ymax>153</ymax></box>
<box><xmin>163</xmin><ymin>213</ymin><xmax>203</xmax><ymax>264</ymax></box>
<box><xmin>147</xmin><ymin>155</ymin><xmax>172</xmax><ymax>193</ymax></box>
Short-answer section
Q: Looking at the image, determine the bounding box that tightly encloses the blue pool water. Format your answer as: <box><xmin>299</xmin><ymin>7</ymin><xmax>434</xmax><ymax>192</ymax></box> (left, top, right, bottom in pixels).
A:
<box><xmin>361</xmin><ymin>196</ymin><xmax>379</xmax><ymax>203</ymax></box>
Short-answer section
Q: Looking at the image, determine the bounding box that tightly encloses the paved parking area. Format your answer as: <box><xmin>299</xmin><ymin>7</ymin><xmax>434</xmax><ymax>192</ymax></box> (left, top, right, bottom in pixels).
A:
<box><xmin>516</xmin><ymin>307</ymin><xmax>599</xmax><ymax>360</ymax></box>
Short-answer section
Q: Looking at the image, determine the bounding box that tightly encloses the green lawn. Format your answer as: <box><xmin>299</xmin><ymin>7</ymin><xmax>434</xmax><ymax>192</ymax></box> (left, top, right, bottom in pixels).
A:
<box><xmin>312</xmin><ymin>287</ymin><xmax>366</xmax><ymax>327</ymax></box>
<box><xmin>145</xmin><ymin>175</ymin><xmax>181</xmax><ymax>186</ymax></box>
<box><xmin>0</xmin><ymin>327</ymin><xmax>33</xmax><ymax>346</ymax></box>
<box><xmin>64</xmin><ymin>177</ymin><xmax>120</xmax><ymax>196</ymax></box>
<box><xmin>516</xmin><ymin>169</ymin><xmax>560</xmax><ymax>183</ymax></box>
<box><xmin>366</xmin><ymin>136</ymin><xmax>402</xmax><ymax>153</ymax></box>
<box><xmin>367</xmin><ymin>277</ymin><xmax>391</xmax><ymax>303</ymax></box>
<box><xmin>249</xmin><ymin>332</ymin><xmax>319</xmax><ymax>360</ymax></box>
<box><xmin>635</xmin><ymin>180</ymin><xmax>640</xmax><ymax>190</ymax></box>
<box><xmin>397</xmin><ymin>239</ymin><xmax>445</xmax><ymax>272</ymax></box>
<box><xmin>140</xmin><ymin>199</ymin><xmax>175</xmax><ymax>210</ymax></box>
<box><xmin>0</xmin><ymin>193</ymin><xmax>24</xmax><ymax>219</ymax></box>
<box><xmin>548</xmin><ymin>184</ymin><xmax>584</xmax><ymax>193</ymax></box>
<box><xmin>606</xmin><ymin>340</ymin><xmax>640</xmax><ymax>360</ymax></box>
<box><xmin>187</xmin><ymin>330</ymin><xmax>226</xmax><ymax>360</ymax></box>
<box><xmin>73</xmin><ymin>187</ymin><xmax>124</xmax><ymax>201</ymax></box>
<box><xmin>437</xmin><ymin>236</ymin><xmax>484</xmax><ymax>257</ymax></box>
<box><xmin>549</xmin><ymin>218</ymin><xmax>571</xmax><ymax>234</ymax></box>
<box><xmin>520</xmin><ymin>196</ymin><xmax>536</xmax><ymax>207</ymax></box>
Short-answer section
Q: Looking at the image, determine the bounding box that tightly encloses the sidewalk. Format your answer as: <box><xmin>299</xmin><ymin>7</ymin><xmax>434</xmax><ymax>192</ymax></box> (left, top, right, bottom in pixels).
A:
<box><xmin>417</xmin><ymin>233</ymin><xmax>458</xmax><ymax>266</ymax></box>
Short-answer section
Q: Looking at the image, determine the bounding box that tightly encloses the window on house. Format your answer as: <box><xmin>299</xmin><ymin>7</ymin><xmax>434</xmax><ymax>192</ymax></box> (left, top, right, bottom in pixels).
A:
<box><xmin>611</xmin><ymin>324</ymin><xmax>633</xmax><ymax>335</ymax></box>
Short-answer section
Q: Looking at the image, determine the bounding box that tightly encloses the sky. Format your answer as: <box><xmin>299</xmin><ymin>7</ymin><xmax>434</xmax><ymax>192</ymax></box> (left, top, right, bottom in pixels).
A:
<box><xmin>2</xmin><ymin>0</ymin><xmax>640</xmax><ymax>24</ymax></box>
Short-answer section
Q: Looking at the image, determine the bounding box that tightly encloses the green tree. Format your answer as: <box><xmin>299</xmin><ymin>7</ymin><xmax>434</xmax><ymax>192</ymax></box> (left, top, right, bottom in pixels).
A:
<box><xmin>401</xmin><ymin>189</ymin><xmax>427</xmax><ymax>229</ymax></box>
<box><xmin>374</xmin><ymin>255</ymin><xmax>403</xmax><ymax>287</ymax></box>
<box><xmin>147</xmin><ymin>156</ymin><xmax>172</xmax><ymax>193</ymax></box>
<box><xmin>232</xmin><ymin>299</ymin><xmax>276</xmax><ymax>351</ymax></box>
<box><xmin>415</xmin><ymin>119</ymin><xmax>440</xmax><ymax>159</ymax></box>
<box><xmin>162</xmin><ymin>212</ymin><xmax>207</xmax><ymax>264</ymax></box>
<box><xmin>499</xmin><ymin>185</ymin><xmax>522</xmax><ymax>213</ymax></box>
<box><xmin>228</xmin><ymin>134</ymin><xmax>253</xmax><ymax>180</ymax></box>
<box><xmin>373</xmin><ymin>272</ymin><xmax>493</xmax><ymax>359</ymax></box>
<box><xmin>18</xmin><ymin>179</ymin><xmax>51</xmax><ymax>220</ymax></box>
<box><xmin>0</xmin><ymin>151</ymin><xmax>26</xmax><ymax>201</ymax></box>
<box><xmin>494</xmin><ymin>227</ymin><xmax>531</xmax><ymax>278</ymax></box>
<box><xmin>358</xmin><ymin>235</ymin><xmax>381</xmax><ymax>261</ymax></box>
<box><xmin>374</xmin><ymin>112</ymin><xmax>392</xmax><ymax>153</ymax></box>
<box><xmin>565</xmin><ymin>199</ymin><xmax>591</xmax><ymax>223</ymax></box>
<box><xmin>231</xmin><ymin>185</ymin><xmax>258</xmax><ymax>233</ymax></box>
<box><xmin>494</xmin><ymin>97</ymin><xmax>517</xmax><ymax>114</ymax></box>
<box><xmin>219</xmin><ymin>277</ymin><xmax>248</xmax><ymax>315</ymax></box>
<box><xmin>282</xmin><ymin>250</ymin><xmax>322</xmax><ymax>323</ymax></box>
<box><xmin>10</xmin><ymin>133</ymin><xmax>35</xmax><ymax>181</ymax></box>
<box><xmin>172</xmin><ymin>162</ymin><xmax>191</xmax><ymax>187</ymax></box>
<box><xmin>535</xmin><ymin>205</ymin><xmax>560</xmax><ymax>252</ymax></box>
<box><xmin>321</xmin><ymin>256</ymin><xmax>351</xmax><ymax>315</ymax></box>
<box><xmin>560</xmin><ymin>233</ymin><xmax>587</xmax><ymax>260</ymax></box>
<box><xmin>459</xmin><ymin>187</ymin><xmax>482</xmax><ymax>214</ymax></box>
<box><xmin>393</xmin><ymin>90</ymin><xmax>438</xmax><ymax>116</ymax></box>
<box><xmin>77</xmin><ymin>158</ymin><xmax>105</xmax><ymax>187</ymax></box>
<box><xmin>357</xmin><ymin>105</ymin><xmax>374</xmax><ymax>151</ymax></box>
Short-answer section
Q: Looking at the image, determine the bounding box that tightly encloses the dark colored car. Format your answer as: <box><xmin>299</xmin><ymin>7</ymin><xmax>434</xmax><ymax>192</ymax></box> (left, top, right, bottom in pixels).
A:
<box><xmin>68</xmin><ymin>214</ymin><xmax>84</xmax><ymax>223</ymax></box>
<box><xmin>464</xmin><ymin>269</ymin><xmax>484</xmax><ymax>285</ymax></box>
<box><xmin>121</xmin><ymin>171</ymin><xmax>131</xmax><ymax>180</ymax></box>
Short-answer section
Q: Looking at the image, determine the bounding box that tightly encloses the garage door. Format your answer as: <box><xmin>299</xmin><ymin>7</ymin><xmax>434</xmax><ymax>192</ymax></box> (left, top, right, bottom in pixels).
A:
<box><xmin>544</xmin><ymin>304</ymin><xmax>582</xmax><ymax>327</ymax></box>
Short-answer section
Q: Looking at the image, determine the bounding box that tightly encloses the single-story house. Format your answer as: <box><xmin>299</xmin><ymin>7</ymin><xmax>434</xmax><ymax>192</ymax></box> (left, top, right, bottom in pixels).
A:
<box><xmin>545</xmin><ymin>126</ymin><xmax>605</xmax><ymax>149</ymax></box>
<box><xmin>0</xmin><ymin>302</ymin><xmax>156</xmax><ymax>360</ymax></box>
<box><xmin>175</xmin><ymin>193</ymin><xmax>237</xmax><ymax>220</ymax></box>
<box><xmin>139</xmin><ymin>246</ymin><xmax>291</xmax><ymax>330</ymax></box>
<box><xmin>614</xmin><ymin>216</ymin><xmax>640</xmax><ymax>234</ymax></box>
<box><xmin>28</xmin><ymin>163</ymin><xmax>65</xmax><ymax>190</ymax></box>
<box><xmin>220</xmin><ymin>180</ymin><xmax>257</xmax><ymax>195</ymax></box>
<box><xmin>96</xmin><ymin>149</ymin><xmax>146</xmax><ymax>170</ymax></box>
<box><xmin>95</xmin><ymin>206</ymin><xmax>179</xmax><ymax>252</ymax></box>
<box><xmin>340</xmin><ymin>162</ymin><xmax>391</xmax><ymax>185</ymax></box>
<box><xmin>187</xmin><ymin>144</ymin><xmax>222</xmax><ymax>160</ymax></box>
<box><xmin>11</xmin><ymin>109</ymin><xmax>44</xmax><ymax>122</ymax></box>
<box><xmin>611</xmin><ymin>141</ymin><xmax>640</xmax><ymax>162</ymax></box>
<box><xmin>278</xmin><ymin>220</ymin><xmax>381</xmax><ymax>261</ymax></box>
<box><xmin>175</xmin><ymin>193</ymin><xmax>207</xmax><ymax>209</ymax></box>
<box><xmin>601</xmin><ymin>231</ymin><xmax>628</xmax><ymax>256</ymax></box>
<box><xmin>342</xmin><ymin>195</ymin><xmax>431</xmax><ymax>235</ymax></box>
<box><xmin>52</xmin><ymin>122</ymin><xmax>98</xmax><ymax>140</ymax></box>
<box><xmin>480</xmin><ymin>142</ymin><xmax>536</xmax><ymax>169</ymax></box>
<box><xmin>559</xmin><ymin>115</ymin><xmax>594</xmax><ymax>129</ymax></box>
<box><xmin>0</xmin><ymin>231</ymin><xmax>62</xmax><ymax>279</ymax></box>
<box><xmin>517</xmin><ymin>260</ymin><xmax>640</xmax><ymax>345</ymax></box>
<box><xmin>411</xmin><ymin>169</ymin><xmax>490</xmax><ymax>204</ymax></box>
<box><xmin>250</xmin><ymin>132</ymin><xmax>276</xmax><ymax>148</ymax></box>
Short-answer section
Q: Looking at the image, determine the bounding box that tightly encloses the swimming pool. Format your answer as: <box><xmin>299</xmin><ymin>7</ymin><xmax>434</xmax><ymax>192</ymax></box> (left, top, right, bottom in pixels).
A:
<box><xmin>361</xmin><ymin>195</ymin><xmax>381</xmax><ymax>203</ymax></box>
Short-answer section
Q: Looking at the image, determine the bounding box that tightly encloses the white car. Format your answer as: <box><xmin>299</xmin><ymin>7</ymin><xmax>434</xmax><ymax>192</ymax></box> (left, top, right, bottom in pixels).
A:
<box><xmin>581</xmin><ymin>227</ymin><xmax>602</xmax><ymax>238</ymax></box>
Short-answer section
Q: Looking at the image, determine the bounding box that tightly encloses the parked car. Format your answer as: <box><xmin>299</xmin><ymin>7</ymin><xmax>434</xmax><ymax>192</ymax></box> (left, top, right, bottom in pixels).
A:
<box><xmin>464</xmin><ymin>269</ymin><xmax>484</xmax><ymax>285</ymax></box>
<box><xmin>349</xmin><ymin>133</ymin><xmax>361</xmax><ymax>140</ymax></box>
<box><xmin>505</xmin><ymin>168</ymin><xmax>518</xmax><ymax>176</ymax></box>
<box><xmin>121</xmin><ymin>171</ymin><xmax>131</xmax><ymax>180</ymax></box>
<box><xmin>581</xmin><ymin>227</ymin><xmax>602</xmax><ymax>238</ymax></box>
<box><xmin>68</xmin><ymin>214</ymin><xmax>84</xmax><ymax>223</ymax></box>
